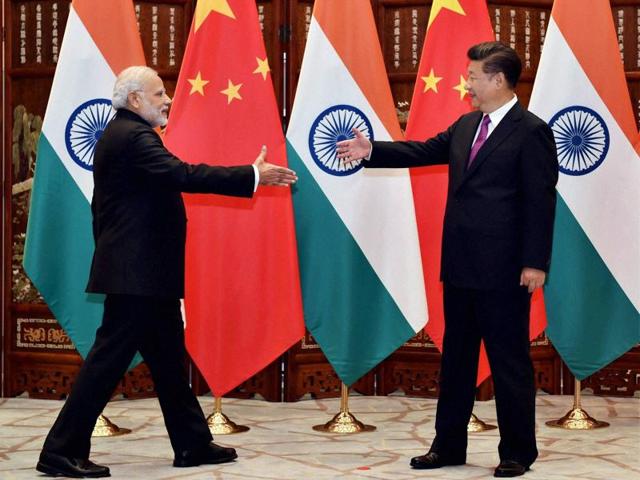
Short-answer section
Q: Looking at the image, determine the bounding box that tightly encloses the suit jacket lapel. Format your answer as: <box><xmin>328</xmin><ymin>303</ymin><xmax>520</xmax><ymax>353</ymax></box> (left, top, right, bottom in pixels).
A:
<box><xmin>457</xmin><ymin>103</ymin><xmax>524</xmax><ymax>191</ymax></box>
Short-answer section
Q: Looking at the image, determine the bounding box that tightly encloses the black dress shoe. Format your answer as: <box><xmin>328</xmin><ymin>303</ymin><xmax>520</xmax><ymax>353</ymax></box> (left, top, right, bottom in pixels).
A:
<box><xmin>36</xmin><ymin>451</ymin><xmax>110</xmax><ymax>478</ymax></box>
<box><xmin>410</xmin><ymin>451</ymin><xmax>465</xmax><ymax>469</ymax></box>
<box><xmin>494</xmin><ymin>459</ymin><xmax>529</xmax><ymax>477</ymax></box>
<box><xmin>173</xmin><ymin>442</ymin><xmax>238</xmax><ymax>467</ymax></box>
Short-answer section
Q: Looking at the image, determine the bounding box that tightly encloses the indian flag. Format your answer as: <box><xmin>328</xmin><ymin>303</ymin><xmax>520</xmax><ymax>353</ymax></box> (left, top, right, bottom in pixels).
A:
<box><xmin>529</xmin><ymin>0</ymin><xmax>640</xmax><ymax>380</ymax></box>
<box><xmin>23</xmin><ymin>0</ymin><xmax>145</xmax><ymax>358</ymax></box>
<box><xmin>286</xmin><ymin>0</ymin><xmax>428</xmax><ymax>386</ymax></box>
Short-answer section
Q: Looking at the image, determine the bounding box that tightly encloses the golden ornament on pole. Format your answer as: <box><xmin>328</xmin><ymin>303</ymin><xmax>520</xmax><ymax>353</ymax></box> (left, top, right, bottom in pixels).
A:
<box><xmin>313</xmin><ymin>383</ymin><xmax>376</xmax><ymax>434</ymax></box>
<box><xmin>206</xmin><ymin>397</ymin><xmax>250</xmax><ymax>435</ymax></box>
<box><xmin>92</xmin><ymin>414</ymin><xmax>131</xmax><ymax>437</ymax></box>
<box><xmin>467</xmin><ymin>412</ymin><xmax>497</xmax><ymax>432</ymax></box>
<box><xmin>546</xmin><ymin>379</ymin><xmax>609</xmax><ymax>430</ymax></box>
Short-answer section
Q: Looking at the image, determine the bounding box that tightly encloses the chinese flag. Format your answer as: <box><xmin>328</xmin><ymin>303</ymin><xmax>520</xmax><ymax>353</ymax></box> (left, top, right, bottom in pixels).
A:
<box><xmin>406</xmin><ymin>0</ymin><xmax>547</xmax><ymax>384</ymax></box>
<box><xmin>164</xmin><ymin>0</ymin><xmax>304</xmax><ymax>397</ymax></box>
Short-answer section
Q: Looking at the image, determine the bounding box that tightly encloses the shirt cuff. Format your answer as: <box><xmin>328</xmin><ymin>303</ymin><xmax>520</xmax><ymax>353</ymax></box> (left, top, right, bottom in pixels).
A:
<box><xmin>365</xmin><ymin>142</ymin><xmax>373</xmax><ymax>161</ymax></box>
<box><xmin>252</xmin><ymin>164</ymin><xmax>259</xmax><ymax>192</ymax></box>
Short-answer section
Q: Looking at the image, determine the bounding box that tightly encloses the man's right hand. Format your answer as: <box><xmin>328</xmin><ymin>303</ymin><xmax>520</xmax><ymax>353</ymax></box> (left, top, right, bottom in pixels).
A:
<box><xmin>253</xmin><ymin>146</ymin><xmax>298</xmax><ymax>186</ymax></box>
<box><xmin>336</xmin><ymin>128</ymin><xmax>372</xmax><ymax>164</ymax></box>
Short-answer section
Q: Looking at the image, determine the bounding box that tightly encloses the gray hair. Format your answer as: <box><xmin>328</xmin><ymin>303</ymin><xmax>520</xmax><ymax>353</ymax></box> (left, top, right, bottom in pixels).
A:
<box><xmin>112</xmin><ymin>66</ymin><xmax>158</xmax><ymax>109</ymax></box>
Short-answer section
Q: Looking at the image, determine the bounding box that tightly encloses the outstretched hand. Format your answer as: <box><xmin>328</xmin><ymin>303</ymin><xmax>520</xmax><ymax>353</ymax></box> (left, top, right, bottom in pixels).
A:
<box><xmin>336</xmin><ymin>128</ymin><xmax>372</xmax><ymax>165</ymax></box>
<box><xmin>254</xmin><ymin>146</ymin><xmax>298</xmax><ymax>186</ymax></box>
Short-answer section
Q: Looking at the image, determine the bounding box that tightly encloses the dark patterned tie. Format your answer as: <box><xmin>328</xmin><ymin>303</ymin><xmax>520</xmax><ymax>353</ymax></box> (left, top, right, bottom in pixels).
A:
<box><xmin>467</xmin><ymin>114</ymin><xmax>491</xmax><ymax>168</ymax></box>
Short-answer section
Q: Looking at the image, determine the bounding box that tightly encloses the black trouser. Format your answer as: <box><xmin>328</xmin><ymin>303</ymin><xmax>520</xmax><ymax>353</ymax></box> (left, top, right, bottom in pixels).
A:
<box><xmin>41</xmin><ymin>294</ymin><xmax>213</xmax><ymax>459</ymax></box>
<box><xmin>431</xmin><ymin>282</ymin><xmax>538</xmax><ymax>467</ymax></box>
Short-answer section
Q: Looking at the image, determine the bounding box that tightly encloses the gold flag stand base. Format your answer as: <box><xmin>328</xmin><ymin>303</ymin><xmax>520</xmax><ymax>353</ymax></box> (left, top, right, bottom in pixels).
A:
<box><xmin>313</xmin><ymin>383</ymin><xmax>376</xmax><ymax>434</ymax></box>
<box><xmin>467</xmin><ymin>412</ymin><xmax>497</xmax><ymax>432</ymax></box>
<box><xmin>92</xmin><ymin>414</ymin><xmax>131</xmax><ymax>437</ymax></box>
<box><xmin>312</xmin><ymin>411</ymin><xmax>376</xmax><ymax>434</ymax></box>
<box><xmin>546</xmin><ymin>380</ymin><xmax>609</xmax><ymax>430</ymax></box>
<box><xmin>545</xmin><ymin>407</ymin><xmax>610</xmax><ymax>430</ymax></box>
<box><xmin>206</xmin><ymin>397</ymin><xmax>250</xmax><ymax>435</ymax></box>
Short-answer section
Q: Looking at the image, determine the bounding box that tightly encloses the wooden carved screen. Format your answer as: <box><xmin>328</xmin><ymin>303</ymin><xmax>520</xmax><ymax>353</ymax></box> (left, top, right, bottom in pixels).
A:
<box><xmin>1</xmin><ymin>0</ymin><xmax>286</xmax><ymax>400</ymax></box>
<box><xmin>3</xmin><ymin>0</ymin><xmax>639</xmax><ymax>401</ymax></box>
<box><xmin>283</xmin><ymin>0</ymin><xmax>640</xmax><ymax>401</ymax></box>
<box><xmin>283</xmin><ymin>0</ymin><xmax>562</xmax><ymax>401</ymax></box>
<box><xmin>2</xmin><ymin>0</ymin><xmax>193</xmax><ymax>399</ymax></box>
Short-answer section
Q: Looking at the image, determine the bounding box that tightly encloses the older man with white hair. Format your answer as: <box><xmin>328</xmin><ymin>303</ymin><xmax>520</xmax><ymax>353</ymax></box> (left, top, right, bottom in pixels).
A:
<box><xmin>36</xmin><ymin>66</ymin><xmax>297</xmax><ymax>478</ymax></box>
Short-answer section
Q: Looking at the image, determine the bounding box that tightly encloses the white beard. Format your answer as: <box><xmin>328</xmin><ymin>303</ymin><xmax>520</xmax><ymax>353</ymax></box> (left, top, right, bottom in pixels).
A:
<box><xmin>138</xmin><ymin>97</ymin><xmax>168</xmax><ymax>128</ymax></box>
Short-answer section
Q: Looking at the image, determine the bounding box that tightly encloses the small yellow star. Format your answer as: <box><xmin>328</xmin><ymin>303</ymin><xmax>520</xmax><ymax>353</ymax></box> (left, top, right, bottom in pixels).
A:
<box><xmin>188</xmin><ymin>72</ymin><xmax>209</xmax><ymax>96</ymax></box>
<box><xmin>220</xmin><ymin>79</ymin><xmax>243</xmax><ymax>104</ymax></box>
<box><xmin>421</xmin><ymin>68</ymin><xmax>443</xmax><ymax>93</ymax></box>
<box><xmin>428</xmin><ymin>0</ymin><xmax>465</xmax><ymax>29</ymax></box>
<box><xmin>253</xmin><ymin>57</ymin><xmax>270</xmax><ymax>81</ymax></box>
<box><xmin>194</xmin><ymin>0</ymin><xmax>235</xmax><ymax>32</ymax></box>
<box><xmin>453</xmin><ymin>75</ymin><xmax>468</xmax><ymax>100</ymax></box>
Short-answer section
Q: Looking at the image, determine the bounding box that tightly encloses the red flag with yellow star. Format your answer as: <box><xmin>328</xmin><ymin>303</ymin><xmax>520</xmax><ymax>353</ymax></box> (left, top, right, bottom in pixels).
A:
<box><xmin>407</xmin><ymin>0</ymin><xmax>547</xmax><ymax>384</ymax></box>
<box><xmin>163</xmin><ymin>0</ymin><xmax>304</xmax><ymax>397</ymax></box>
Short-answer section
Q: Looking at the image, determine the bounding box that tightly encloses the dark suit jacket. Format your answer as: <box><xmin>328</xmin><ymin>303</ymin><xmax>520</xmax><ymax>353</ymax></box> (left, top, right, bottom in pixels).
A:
<box><xmin>86</xmin><ymin>109</ymin><xmax>255</xmax><ymax>297</ymax></box>
<box><xmin>368</xmin><ymin>102</ymin><xmax>558</xmax><ymax>290</ymax></box>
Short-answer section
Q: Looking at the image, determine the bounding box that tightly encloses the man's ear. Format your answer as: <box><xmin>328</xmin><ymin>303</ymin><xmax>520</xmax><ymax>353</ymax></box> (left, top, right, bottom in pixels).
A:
<box><xmin>127</xmin><ymin>91</ymin><xmax>139</xmax><ymax>109</ymax></box>
<box><xmin>494</xmin><ymin>72</ymin><xmax>506</xmax><ymax>89</ymax></box>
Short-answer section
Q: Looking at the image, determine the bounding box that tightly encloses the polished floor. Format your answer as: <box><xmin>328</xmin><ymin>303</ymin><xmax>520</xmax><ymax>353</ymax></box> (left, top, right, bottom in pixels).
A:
<box><xmin>1</xmin><ymin>392</ymin><xmax>638</xmax><ymax>479</ymax></box>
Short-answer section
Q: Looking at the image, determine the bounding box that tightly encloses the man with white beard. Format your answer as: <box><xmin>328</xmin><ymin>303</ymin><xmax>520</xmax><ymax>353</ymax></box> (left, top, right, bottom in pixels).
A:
<box><xmin>36</xmin><ymin>66</ymin><xmax>297</xmax><ymax>478</ymax></box>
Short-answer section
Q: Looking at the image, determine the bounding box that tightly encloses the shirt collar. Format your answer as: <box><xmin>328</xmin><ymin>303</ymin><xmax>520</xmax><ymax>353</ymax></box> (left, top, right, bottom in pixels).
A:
<box><xmin>485</xmin><ymin>95</ymin><xmax>518</xmax><ymax>129</ymax></box>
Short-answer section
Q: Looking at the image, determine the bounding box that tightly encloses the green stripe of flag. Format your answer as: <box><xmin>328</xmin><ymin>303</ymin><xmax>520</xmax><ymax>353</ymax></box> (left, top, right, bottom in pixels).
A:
<box><xmin>24</xmin><ymin>134</ymin><xmax>104</xmax><ymax>358</ymax></box>
<box><xmin>545</xmin><ymin>195</ymin><xmax>640</xmax><ymax>380</ymax></box>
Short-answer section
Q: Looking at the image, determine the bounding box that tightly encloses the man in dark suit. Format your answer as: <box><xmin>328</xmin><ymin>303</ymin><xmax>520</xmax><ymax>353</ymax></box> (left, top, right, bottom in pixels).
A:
<box><xmin>36</xmin><ymin>66</ymin><xmax>297</xmax><ymax>478</ymax></box>
<box><xmin>337</xmin><ymin>42</ymin><xmax>558</xmax><ymax>478</ymax></box>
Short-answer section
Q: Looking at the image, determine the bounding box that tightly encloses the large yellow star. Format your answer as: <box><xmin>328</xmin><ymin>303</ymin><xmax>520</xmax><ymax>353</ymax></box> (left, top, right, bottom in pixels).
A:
<box><xmin>194</xmin><ymin>0</ymin><xmax>236</xmax><ymax>32</ymax></box>
<box><xmin>188</xmin><ymin>72</ymin><xmax>209</xmax><ymax>96</ymax></box>
<box><xmin>220</xmin><ymin>79</ymin><xmax>242</xmax><ymax>104</ymax></box>
<box><xmin>421</xmin><ymin>68</ymin><xmax>443</xmax><ymax>93</ymax></box>
<box><xmin>428</xmin><ymin>0</ymin><xmax>465</xmax><ymax>29</ymax></box>
<box><xmin>253</xmin><ymin>57</ymin><xmax>270</xmax><ymax>81</ymax></box>
<box><xmin>453</xmin><ymin>75</ymin><xmax>468</xmax><ymax>100</ymax></box>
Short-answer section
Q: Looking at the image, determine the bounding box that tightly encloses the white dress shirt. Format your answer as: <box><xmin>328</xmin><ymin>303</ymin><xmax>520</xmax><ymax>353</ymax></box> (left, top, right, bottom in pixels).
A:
<box><xmin>471</xmin><ymin>95</ymin><xmax>518</xmax><ymax>144</ymax></box>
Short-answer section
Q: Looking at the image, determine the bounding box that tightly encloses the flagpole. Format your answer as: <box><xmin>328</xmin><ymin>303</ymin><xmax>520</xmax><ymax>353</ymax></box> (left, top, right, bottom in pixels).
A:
<box><xmin>92</xmin><ymin>414</ymin><xmax>131</xmax><ymax>437</ymax></box>
<box><xmin>312</xmin><ymin>383</ymin><xmax>375</xmax><ymax>434</ymax></box>
<box><xmin>206</xmin><ymin>397</ymin><xmax>249</xmax><ymax>435</ymax></box>
<box><xmin>546</xmin><ymin>379</ymin><xmax>609</xmax><ymax>429</ymax></box>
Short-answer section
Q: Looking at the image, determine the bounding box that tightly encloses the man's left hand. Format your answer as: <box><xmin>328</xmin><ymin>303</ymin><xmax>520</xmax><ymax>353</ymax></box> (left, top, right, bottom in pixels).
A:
<box><xmin>520</xmin><ymin>267</ymin><xmax>546</xmax><ymax>293</ymax></box>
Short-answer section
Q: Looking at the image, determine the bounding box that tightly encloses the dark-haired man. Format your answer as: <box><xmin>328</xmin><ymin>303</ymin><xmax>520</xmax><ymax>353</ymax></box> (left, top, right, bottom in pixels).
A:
<box><xmin>338</xmin><ymin>42</ymin><xmax>558</xmax><ymax>478</ymax></box>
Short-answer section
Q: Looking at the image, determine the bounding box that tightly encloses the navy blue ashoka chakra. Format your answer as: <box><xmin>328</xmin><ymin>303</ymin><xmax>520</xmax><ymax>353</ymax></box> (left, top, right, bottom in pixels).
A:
<box><xmin>548</xmin><ymin>105</ymin><xmax>609</xmax><ymax>176</ymax></box>
<box><xmin>308</xmin><ymin>104</ymin><xmax>374</xmax><ymax>176</ymax></box>
<box><xmin>65</xmin><ymin>98</ymin><xmax>115</xmax><ymax>171</ymax></box>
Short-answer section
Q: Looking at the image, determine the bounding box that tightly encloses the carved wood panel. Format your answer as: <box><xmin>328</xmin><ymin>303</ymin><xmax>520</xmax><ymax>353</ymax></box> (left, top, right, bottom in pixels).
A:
<box><xmin>190</xmin><ymin>357</ymin><xmax>282</xmax><ymax>402</ymax></box>
<box><xmin>2</xmin><ymin>0</ymin><xmax>195</xmax><ymax>399</ymax></box>
<box><xmin>284</xmin><ymin>0</ymin><xmax>639</xmax><ymax>401</ymax></box>
<box><xmin>378</xmin><ymin>331</ymin><xmax>561</xmax><ymax>400</ymax></box>
<box><xmin>8</xmin><ymin>355</ymin><xmax>158</xmax><ymax>400</ymax></box>
<box><xmin>565</xmin><ymin>345</ymin><xmax>640</xmax><ymax>397</ymax></box>
<box><xmin>2</xmin><ymin>0</ymin><xmax>289</xmax><ymax>400</ymax></box>
<box><xmin>3</xmin><ymin>0</ymin><xmax>639</xmax><ymax>402</ymax></box>
<box><xmin>284</xmin><ymin>331</ymin><xmax>375</xmax><ymax>401</ymax></box>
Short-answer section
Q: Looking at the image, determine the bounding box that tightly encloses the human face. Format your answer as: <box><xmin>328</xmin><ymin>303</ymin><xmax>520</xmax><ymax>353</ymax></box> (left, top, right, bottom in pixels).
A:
<box><xmin>132</xmin><ymin>74</ymin><xmax>172</xmax><ymax>127</ymax></box>
<box><xmin>465</xmin><ymin>60</ymin><xmax>500</xmax><ymax>113</ymax></box>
